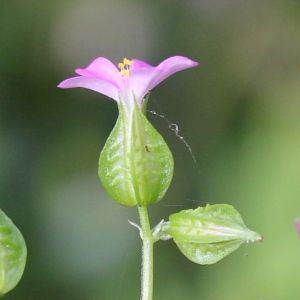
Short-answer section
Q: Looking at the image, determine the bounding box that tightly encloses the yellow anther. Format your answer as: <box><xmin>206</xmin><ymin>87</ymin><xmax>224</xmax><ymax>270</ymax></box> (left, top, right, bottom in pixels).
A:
<box><xmin>118</xmin><ymin>58</ymin><xmax>134</xmax><ymax>77</ymax></box>
<box><xmin>124</xmin><ymin>58</ymin><xmax>134</xmax><ymax>66</ymax></box>
<box><xmin>118</xmin><ymin>62</ymin><xmax>125</xmax><ymax>69</ymax></box>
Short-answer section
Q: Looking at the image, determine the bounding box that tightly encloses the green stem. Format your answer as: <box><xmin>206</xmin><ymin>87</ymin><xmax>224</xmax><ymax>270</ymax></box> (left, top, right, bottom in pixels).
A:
<box><xmin>138</xmin><ymin>205</ymin><xmax>154</xmax><ymax>300</ymax></box>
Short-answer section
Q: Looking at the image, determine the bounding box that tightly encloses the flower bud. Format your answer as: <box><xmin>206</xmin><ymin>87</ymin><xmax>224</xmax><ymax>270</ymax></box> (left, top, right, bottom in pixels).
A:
<box><xmin>0</xmin><ymin>209</ymin><xmax>27</xmax><ymax>296</ymax></box>
<box><xmin>99</xmin><ymin>101</ymin><xmax>174</xmax><ymax>206</ymax></box>
<box><xmin>165</xmin><ymin>204</ymin><xmax>262</xmax><ymax>264</ymax></box>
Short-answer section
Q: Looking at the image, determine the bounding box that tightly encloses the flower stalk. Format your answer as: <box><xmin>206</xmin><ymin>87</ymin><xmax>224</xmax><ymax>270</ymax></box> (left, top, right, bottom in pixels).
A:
<box><xmin>138</xmin><ymin>206</ymin><xmax>154</xmax><ymax>300</ymax></box>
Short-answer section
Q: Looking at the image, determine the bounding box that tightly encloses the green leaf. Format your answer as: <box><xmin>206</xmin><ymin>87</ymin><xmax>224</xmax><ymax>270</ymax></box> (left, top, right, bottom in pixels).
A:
<box><xmin>0</xmin><ymin>209</ymin><xmax>27</xmax><ymax>296</ymax></box>
<box><xmin>166</xmin><ymin>204</ymin><xmax>262</xmax><ymax>264</ymax></box>
<box><xmin>99</xmin><ymin>102</ymin><xmax>174</xmax><ymax>206</ymax></box>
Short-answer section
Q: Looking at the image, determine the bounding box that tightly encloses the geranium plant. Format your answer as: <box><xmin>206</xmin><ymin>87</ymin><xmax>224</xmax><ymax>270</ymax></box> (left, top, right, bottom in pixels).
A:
<box><xmin>58</xmin><ymin>56</ymin><xmax>262</xmax><ymax>300</ymax></box>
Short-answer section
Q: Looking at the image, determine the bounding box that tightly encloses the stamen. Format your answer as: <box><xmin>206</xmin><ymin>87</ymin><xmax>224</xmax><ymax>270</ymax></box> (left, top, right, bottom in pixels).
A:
<box><xmin>118</xmin><ymin>58</ymin><xmax>134</xmax><ymax>77</ymax></box>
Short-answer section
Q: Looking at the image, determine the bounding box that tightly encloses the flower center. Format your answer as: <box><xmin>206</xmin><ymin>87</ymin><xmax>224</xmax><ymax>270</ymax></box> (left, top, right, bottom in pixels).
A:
<box><xmin>118</xmin><ymin>58</ymin><xmax>134</xmax><ymax>77</ymax></box>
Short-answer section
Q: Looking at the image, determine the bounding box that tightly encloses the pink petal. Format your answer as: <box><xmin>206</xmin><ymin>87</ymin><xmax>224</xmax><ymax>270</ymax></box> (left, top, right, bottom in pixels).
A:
<box><xmin>75</xmin><ymin>57</ymin><xmax>123</xmax><ymax>90</ymax></box>
<box><xmin>58</xmin><ymin>76</ymin><xmax>120</xmax><ymax>101</ymax></box>
<box><xmin>296</xmin><ymin>219</ymin><xmax>300</xmax><ymax>234</ymax></box>
<box><xmin>127</xmin><ymin>68</ymin><xmax>162</xmax><ymax>100</ymax></box>
<box><xmin>131</xmin><ymin>59</ymin><xmax>155</xmax><ymax>70</ymax></box>
<box><xmin>126</xmin><ymin>56</ymin><xmax>198</xmax><ymax>100</ymax></box>
<box><xmin>149</xmin><ymin>56</ymin><xmax>198</xmax><ymax>89</ymax></box>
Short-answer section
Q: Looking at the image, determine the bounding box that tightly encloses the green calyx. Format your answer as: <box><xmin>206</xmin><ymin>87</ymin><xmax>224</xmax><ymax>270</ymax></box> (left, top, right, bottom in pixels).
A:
<box><xmin>0</xmin><ymin>209</ymin><xmax>27</xmax><ymax>296</ymax></box>
<box><xmin>165</xmin><ymin>204</ymin><xmax>262</xmax><ymax>264</ymax></box>
<box><xmin>99</xmin><ymin>101</ymin><xmax>174</xmax><ymax>206</ymax></box>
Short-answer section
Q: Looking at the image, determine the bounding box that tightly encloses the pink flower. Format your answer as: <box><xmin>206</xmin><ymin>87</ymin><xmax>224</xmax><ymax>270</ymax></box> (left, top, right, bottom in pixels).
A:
<box><xmin>58</xmin><ymin>56</ymin><xmax>198</xmax><ymax>111</ymax></box>
<box><xmin>296</xmin><ymin>219</ymin><xmax>300</xmax><ymax>235</ymax></box>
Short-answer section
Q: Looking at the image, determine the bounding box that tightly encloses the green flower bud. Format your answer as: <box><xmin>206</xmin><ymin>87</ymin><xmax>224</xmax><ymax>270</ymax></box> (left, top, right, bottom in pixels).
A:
<box><xmin>99</xmin><ymin>101</ymin><xmax>174</xmax><ymax>206</ymax></box>
<box><xmin>165</xmin><ymin>204</ymin><xmax>262</xmax><ymax>264</ymax></box>
<box><xmin>0</xmin><ymin>209</ymin><xmax>27</xmax><ymax>296</ymax></box>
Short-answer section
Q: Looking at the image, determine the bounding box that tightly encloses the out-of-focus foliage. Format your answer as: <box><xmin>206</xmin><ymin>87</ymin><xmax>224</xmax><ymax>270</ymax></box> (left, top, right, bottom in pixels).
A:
<box><xmin>1</xmin><ymin>0</ymin><xmax>300</xmax><ymax>299</ymax></box>
<box><xmin>0</xmin><ymin>209</ymin><xmax>26</xmax><ymax>296</ymax></box>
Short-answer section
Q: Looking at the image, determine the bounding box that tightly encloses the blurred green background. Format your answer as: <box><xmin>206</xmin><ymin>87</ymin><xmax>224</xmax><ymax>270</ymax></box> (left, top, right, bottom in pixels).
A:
<box><xmin>1</xmin><ymin>0</ymin><xmax>300</xmax><ymax>299</ymax></box>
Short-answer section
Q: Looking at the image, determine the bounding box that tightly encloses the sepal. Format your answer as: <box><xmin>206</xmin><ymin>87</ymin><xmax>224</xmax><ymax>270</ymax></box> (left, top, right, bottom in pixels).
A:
<box><xmin>0</xmin><ymin>209</ymin><xmax>27</xmax><ymax>296</ymax></box>
<box><xmin>164</xmin><ymin>204</ymin><xmax>262</xmax><ymax>264</ymax></box>
<box><xmin>99</xmin><ymin>102</ymin><xmax>174</xmax><ymax>206</ymax></box>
